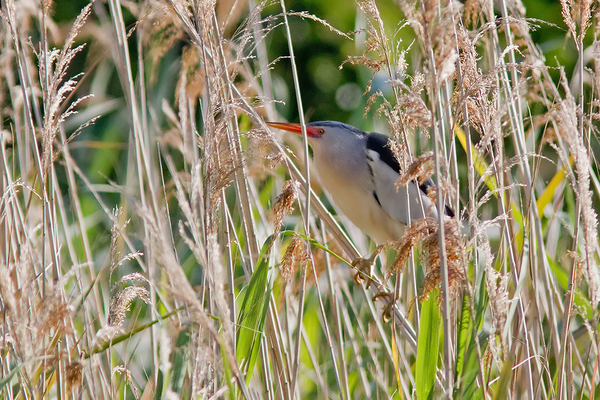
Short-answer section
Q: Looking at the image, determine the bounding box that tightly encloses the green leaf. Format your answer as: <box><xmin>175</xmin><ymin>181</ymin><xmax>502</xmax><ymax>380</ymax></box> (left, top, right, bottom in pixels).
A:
<box><xmin>493</xmin><ymin>353</ymin><xmax>513</xmax><ymax>400</ymax></box>
<box><xmin>536</xmin><ymin>156</ymin><xmax>572</xmax><ymax>217</ymax></box>
<box><xmin>0</xmin><ymin>362</ymin><xmax>23</xmax><ymax>390</ymax></box>
<box><xmin>170</xmin><ymin>326</ymin><xmax>192</xmax><ymax>394</ymax></box>
<box><xmin>548</xmin><ymin>257</ymin><xmax>592</xmax><ymax>318</ymax></box>
<box><xmin>455</xmin><ymin>295</ymin><xmax>472</xmax><ymax>379</ymax></box>
<box><xmin>222</xmin><ymin>339</ymin><xmax>236</xmax><ymax>400</ymax></box>
<box><xmin>455</xmin><ymin>294</ymin><xmax>486</xmax><ymax>400</ymax></box>
<box><xmin>416</xmin><ymin>289</ymin><xmax>441</xmax><ymax>400</ymax></box>
<box><xmin>154</xmin><ymin>369</ymin><xmax>164</xmax><ymax>400</ymax></box>
<box><xmin>454</xmin><ymin>126</ymin><xmax>497</xmax><ymax>194</ymax></box>
<box><xmin>236</xmin><ymin>236</ymin><xmax>274</xmax><ymax>382</ymax></box>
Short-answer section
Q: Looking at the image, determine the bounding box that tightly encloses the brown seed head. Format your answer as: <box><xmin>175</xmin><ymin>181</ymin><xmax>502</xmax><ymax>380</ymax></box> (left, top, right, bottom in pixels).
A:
<box><xmin>395</xmin><ymin>151</ymin><xmax>434</xmax><ymax>189</ymax></box>
<box><xmin>389</xmin><ymin>218</ymin><xmax>436</xmax><ymax>277</ymax></box>
<box><xmin>389</xmin><ymin>218</ymin><xmax>466</xmax><ymax>303</ymax></box>
<box><xmin>280</xmin><ymin>234</ymin><xmax>309</xmax><ymax>282</ymax></box>
<box><xmin>107</xmin><ymin>283</ymin><xmax>150</xmax><ymax>327</ymax></box>
<box><xmin>270</xmin><ymin>180</ymin><xmax>300</xmax><ymax>233</ymax></box>
<box><xmin>66</xmin><ymin>360</ymin><xmax>84</xmax><ymax>390</ymax></box>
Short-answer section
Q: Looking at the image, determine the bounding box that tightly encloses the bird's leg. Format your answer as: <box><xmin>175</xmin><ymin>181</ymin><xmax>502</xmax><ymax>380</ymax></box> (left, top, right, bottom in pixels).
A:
<box><xmin>372</xmin><ymin>291</ymin><xmax>397</xmax><ymax>323</ymax></box>
<box><xmin>352</xmin><ymin>244</ymin><xmax>399</xmax><ymax>323</ymax></box>
<box><xmin>352</xmin><ymin>244</ymin><xmax>386</xmax><ymax>289</ymax></box>
<box><xmin>373</xmin><ymin>272</ymin><xmax>402</xmax><ymax>323</ymax></box>
<box><xmin>352</xmin><ymin>256</ymin><xmax>375</xmax><ymax>289</ymax></box>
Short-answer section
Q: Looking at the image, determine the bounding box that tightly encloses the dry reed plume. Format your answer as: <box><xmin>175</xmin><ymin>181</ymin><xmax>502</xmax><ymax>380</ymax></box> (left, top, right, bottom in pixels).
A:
<box><xmin>1</xmin><ymin>0</ymin><xmax>599</xmax><ymax>398</ymax></box>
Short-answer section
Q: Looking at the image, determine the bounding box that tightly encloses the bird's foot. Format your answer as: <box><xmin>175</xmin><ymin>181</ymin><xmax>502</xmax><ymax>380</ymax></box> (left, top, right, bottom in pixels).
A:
<box><xmin>352</xmin><ymin>257</ymin><xmax>374</xmax><ymax>289</ymax></box>
<box><xmin>351</xmin><ymin>245</ymin><xmax>386</xmax><ymax>289</ymax></box>
<box><xmin>372</xmin><ymin>291</ymin><xmax>398</xmax><ymax>323</ymax></box>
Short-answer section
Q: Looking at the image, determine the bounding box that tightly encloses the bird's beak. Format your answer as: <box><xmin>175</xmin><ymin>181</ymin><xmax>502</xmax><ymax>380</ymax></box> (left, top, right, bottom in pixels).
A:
<box><xmin>266</xmin><ymin>122</ymin><xmax>321</xmax><ymax>138</ymax></box>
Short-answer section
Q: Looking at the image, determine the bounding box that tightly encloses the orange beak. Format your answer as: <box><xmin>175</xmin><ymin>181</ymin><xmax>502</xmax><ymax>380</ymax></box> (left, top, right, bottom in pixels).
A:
<box><xmin>266</xmin><ymin>122</ymin><xmax>321</xmax><ymax>138</ymax></box>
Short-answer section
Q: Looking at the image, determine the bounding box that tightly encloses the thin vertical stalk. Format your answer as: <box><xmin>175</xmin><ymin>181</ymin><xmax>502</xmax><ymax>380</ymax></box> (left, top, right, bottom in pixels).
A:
<box><xmin>432</xmin><ymin>93</ymin><xmax>453</xmax><ymax>397</ymax></box>
<box><xmin>279</xmin><ymin>0</ymin><xmax>314</xmax><ymax>395</ymax></box>
<box><xmin>417</xmin><ymin>0</ymin><xmax>453</xmax><ymax>391</ymax></box>
<box><xmin>320</xmin><ymin>224</ymin><xmax>353</xmax><ymax>398</ymax></box>
<box><xmin>308</xmin><ymin>237</ymin><xmax>346</xmax><ymax>400</ymax></box>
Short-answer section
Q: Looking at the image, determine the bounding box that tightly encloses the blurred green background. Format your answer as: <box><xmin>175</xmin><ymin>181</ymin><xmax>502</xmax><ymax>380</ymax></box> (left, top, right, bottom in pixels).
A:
<box><xmin>55</xmin><ymin>0</ymin><xmax>576</xmax><ymax>135</ymax></box>
<box><xmin>259</xmin><ymin>0</ymin><xmax>574</xmax><ymax>129</ymax></box>
<box><xmin>49</xmin><ymin>0</ymin><xmax>582</xmax><ymax>255</ymax></box>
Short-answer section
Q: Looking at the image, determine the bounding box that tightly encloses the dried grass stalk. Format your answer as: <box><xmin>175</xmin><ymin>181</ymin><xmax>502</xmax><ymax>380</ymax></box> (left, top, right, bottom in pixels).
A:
<box><xmin>270</xmin><ymin>179</ymin><xmax>300</xmax><ymax>233</ymax></box>
<box><xmin>280</xmin><ymin>233</ymin><xmax>309</xmax><ymax>282</ymax></box>
<box><xmin>390</xmin><ymin>217</ymin><xmax>466</xmax><ymax>302</ymax></box>
<box><xmin>395</xmin><ymin>151</ymin><xmax>434</xmax><ymax>189</ymax></box>
<box><xmin>554</xmin><ymin>75</ymin><xmax>600</xmax><ymax>304</ymax></box>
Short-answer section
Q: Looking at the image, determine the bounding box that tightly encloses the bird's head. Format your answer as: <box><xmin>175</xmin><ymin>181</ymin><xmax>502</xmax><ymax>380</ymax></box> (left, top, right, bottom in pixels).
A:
<box><xmin>266</xmin><ymin>121</ymin><xmax>365</xmax><ymax>143</ymax></box>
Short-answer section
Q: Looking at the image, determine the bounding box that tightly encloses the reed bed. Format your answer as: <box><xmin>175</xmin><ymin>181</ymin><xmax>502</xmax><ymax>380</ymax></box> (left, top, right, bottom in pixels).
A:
<box><xmin>0</xmin><ymin>0</ymin><xmax>598</xmax><ymax>398</ymax></box>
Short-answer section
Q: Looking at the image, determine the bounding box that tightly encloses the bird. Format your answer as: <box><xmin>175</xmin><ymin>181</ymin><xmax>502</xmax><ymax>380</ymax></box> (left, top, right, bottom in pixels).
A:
<box><xmin>266</xmin><ymin>120</ymin><xmax>454</xmax><ymax>246</ymax></box>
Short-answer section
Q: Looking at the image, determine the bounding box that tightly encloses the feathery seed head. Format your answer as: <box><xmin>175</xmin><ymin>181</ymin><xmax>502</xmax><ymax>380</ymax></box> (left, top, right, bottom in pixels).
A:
<box><xmin>280</xmin><ymin>234</ymin><xmax>309</xmax><ymax>282</ymax></box>
<box><xmin>390</xmin><ymin>217</ymin><xmax>466</xmax><ymax>302</ymax></box>
<box><xmin>270</xmin><ymin>180</ymin><xmax>300</xmax><ymax>233</ymax></box>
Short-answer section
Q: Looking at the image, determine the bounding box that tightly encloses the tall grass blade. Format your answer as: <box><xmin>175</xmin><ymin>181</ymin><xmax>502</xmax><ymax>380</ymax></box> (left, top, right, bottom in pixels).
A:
<box><xmin>236</xmin><ymin>236</ymin><xmax>274</xmax><ymax>382</ymax></box>
<box><xmin>416</xmin><ymin>288</ymin><xmax>441</xmax><ymax>400</ymax></box>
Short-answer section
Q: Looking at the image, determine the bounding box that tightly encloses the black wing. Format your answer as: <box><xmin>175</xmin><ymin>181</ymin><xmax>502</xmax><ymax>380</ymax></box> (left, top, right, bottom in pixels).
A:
<box><xmin>366</xmin><ymin>132</ymin><xmax>455</xmax><ymax>217</ymax></box>
<box><xmin>366</xmin><ymin>131</ymin><xmax>401</xmax><ymax>173</ymax></box>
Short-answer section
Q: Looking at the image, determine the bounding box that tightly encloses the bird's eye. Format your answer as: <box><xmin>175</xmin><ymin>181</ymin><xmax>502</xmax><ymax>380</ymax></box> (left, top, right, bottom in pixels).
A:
<box><xmin>318</xmin><ymin>128</ymin><xmax>324</xmax><ymax>135</ymax></box>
